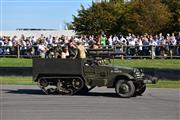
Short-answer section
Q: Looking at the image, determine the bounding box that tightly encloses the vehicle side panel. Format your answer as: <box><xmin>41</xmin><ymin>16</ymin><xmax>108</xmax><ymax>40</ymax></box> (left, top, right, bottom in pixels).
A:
<box><xmin>33</xmin><ymin>58</ymin><xmax>84</xmax><ymax>81</ymax></box>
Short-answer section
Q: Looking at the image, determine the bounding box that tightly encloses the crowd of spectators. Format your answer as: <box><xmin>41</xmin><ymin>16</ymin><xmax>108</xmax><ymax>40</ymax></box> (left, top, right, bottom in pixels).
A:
<box><xmin>0</xmin><ymin>32</ymin><xmax>180</xmax><ymax>58</ymax></box>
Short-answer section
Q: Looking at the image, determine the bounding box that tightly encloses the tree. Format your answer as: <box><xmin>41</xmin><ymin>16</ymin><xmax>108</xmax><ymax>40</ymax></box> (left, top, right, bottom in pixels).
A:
<box><xmin>161</xmin><ymin>0</ymin><xmax>180</xmax><ymax>33</ymax></box>
<box><xmin>71</xmin><ymin>0</ymin><xmax>173</xmax><ymax>35</ymax></box>
<box><xmin>110</xmin><ymin>0</ymin><xmax>124</xmax><ymax>3</ymax></box>
<box><xmin>72</xmin><ymin>2</ymin><xmax>126</xmax><ymax>35</ymax></box>
<box><xmin>64</xmin><ymin>22</ymin><xmax>74</xmax><ymax>30</ymax></box>
<box><xmin>126</xmin><ymin>0</ymin><xmax>171</xmax><ymax>35</ymax></box>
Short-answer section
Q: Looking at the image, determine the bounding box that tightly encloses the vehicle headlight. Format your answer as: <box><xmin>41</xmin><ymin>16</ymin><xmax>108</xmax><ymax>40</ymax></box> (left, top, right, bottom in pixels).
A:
<box><xmin>133</xmin><ymin>68</ymin><xmax>142</xmax><ymax>78</ymax></box>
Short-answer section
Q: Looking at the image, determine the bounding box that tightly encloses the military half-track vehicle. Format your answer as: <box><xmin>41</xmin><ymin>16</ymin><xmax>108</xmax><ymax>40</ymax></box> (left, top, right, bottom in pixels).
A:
<box><xmin>33</xmin><ymin>53</ymin><xmax>157</xmax><ymax>98</ymax></box>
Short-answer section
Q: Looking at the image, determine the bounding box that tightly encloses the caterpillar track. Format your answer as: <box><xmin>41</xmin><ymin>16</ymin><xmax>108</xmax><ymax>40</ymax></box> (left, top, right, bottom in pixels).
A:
<box><xmin>38</xmin><ymin>77</ymin><xmax>86</xmax><ymax>95</ymax></box>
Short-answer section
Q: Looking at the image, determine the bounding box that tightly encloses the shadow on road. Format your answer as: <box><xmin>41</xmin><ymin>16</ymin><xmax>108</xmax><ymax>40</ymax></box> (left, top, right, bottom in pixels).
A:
<box><xmin>77</xmin><ymin>92</ymin><xmax>119</xmax><ymax>98</ymax></box>
<box><xmin>2</xmin><ymin>89</ymin><xmax>120</xmax><ymax>98</ymax></box>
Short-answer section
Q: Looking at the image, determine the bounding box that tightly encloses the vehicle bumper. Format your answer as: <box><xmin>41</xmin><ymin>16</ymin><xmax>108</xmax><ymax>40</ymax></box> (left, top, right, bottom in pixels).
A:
<box><xmin>143</xmin><ymin>75</ymin><xmax>158</xmax><ymax>84</ymax></box>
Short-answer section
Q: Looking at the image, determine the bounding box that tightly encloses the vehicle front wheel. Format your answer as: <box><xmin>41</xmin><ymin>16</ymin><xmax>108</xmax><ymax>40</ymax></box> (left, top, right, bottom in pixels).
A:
<box><xmin>115</xmin><ymin>80</ymin><xmax>135</xmax><ymax>98</ymax></box>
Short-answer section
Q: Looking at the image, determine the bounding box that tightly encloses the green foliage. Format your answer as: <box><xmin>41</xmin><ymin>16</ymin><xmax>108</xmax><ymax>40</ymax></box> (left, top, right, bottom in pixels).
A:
<box><xmin>71</xmin><ymin>0</ymin><xmax>178</xmax><ymax>35</ymax></box>
<box><xmin>64</xmin><ymin>22</ymin><xmax>74</xmax><ymax>30</ymax></box>
<box><xmin>160</xmin><ymin>0</ymin><xmax>180</xmax><ymax>33</ymax></box>
<box><xmin>126</xmin><ymin>0</ymin><xmax>171</xmax><ymax>35</ymax></box>
<box><xmin>109</xmin><ymin>0</ymin><xmax>124</xmax><ymax>3</ymax></box>
<box><xmin>73</xmin><ymin>2</ymin><xmax>126</xmax><ymax>35</ymax></box>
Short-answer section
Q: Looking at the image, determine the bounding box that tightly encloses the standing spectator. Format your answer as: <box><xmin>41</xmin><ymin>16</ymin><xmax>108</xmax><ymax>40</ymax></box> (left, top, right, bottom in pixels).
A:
<box><xmin>136</xmin><ymin>36</ymin><xmax>143</xmax><ymax>55</ymax></box>
<box><xmin>76</xmin><ymin>41</ymin><xmax>87</xmax><ymax>59</ymax></box>
<box><xmin>128</xmin><ymin>36</ymin><xmax>136</xmax><ymax>56</ymax></box>
<box><xmin>107</xmin><ymin>35</ymin><xmax>113</xmax><ymax>48</ymax></box>
<box><xmin>169</xmin><ymin>33</ymin><xmax>177</xmax><ymax>56</ymax></box>
<box><xmin>149</xmin><ymin>35</ymin><xmax>157</xmax><ymax>58</ymax></box>
<box><xmin>0</xmin><ymin>37</ymin><xmax>4</xmax><ymax>54</ymax></box>
<box><xmin>101</xmin><ymin>35</ymin><xmax>107</xmax><ymax>48</ymax></box>
<box><xmin>142</xmin><ymin>35</ymin><xmax>150</xmax><ymax>56</ymax></box>
<box><xmin>47</xmin><ymin>35</ymin><xmax>53</xmax><ymax>44</ymax></box>
<box><xmin>38</xmin><ymin>40</ymin><xmax>48</xmax><ymax>58</ymax></box>
<box><xmin>113</xmin><ymin>35</ymin><xmax>119</xmax><ymax>45</ymax></box>
<box><xmin>176</xmin><ymin>32</ymin><xmax>180</xmax><ymax>55</ymax></box>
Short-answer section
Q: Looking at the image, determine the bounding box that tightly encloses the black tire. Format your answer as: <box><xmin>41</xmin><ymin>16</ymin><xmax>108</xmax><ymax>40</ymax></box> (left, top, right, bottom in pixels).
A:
<box><xmin>115</xmin><ymin>80</ymin><xmax>135</xmax><ymax>98</ymax></box>
<box><xmin>135</xmin><ymin>85</ymin><xmax>146</xmax><ymax>96</ymax></box>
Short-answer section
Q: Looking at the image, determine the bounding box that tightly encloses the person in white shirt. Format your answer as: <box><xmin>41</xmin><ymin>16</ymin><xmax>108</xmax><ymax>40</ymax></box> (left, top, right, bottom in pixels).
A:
<box><xmin>108</xmin><ymin>35</ymin><xmax>113</xmax><ymax>47</ymax></box>
<box><xmin>149</xmin><ymin>36</ymin><xmax>157</xmax><ymax>58</ymax></box>
<box><xmin>38</xmin><ymin>40</ymin><xmax>48</xmax><ymax>58</ymax></box>
<box><xmin>136</xmin><ymin>38</ymin><xmax>143</xmax><ymax>55</ymax></box>
<box><xmin>61</xmin><ymin>46</ymin><xmax>69</xmax><ymax>59</ymax></box>
<box><xmin>113</xmin><ymin>35</ymin><xmax>119</xmax><ymax>44</ymax></box>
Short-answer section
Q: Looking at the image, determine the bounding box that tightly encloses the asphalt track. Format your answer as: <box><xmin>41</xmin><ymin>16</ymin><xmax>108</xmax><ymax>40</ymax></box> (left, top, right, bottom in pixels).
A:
<box><xmin>0</xmin><ymin>85</ymin><xmax>180</xmax><ymax>120</ymax></box>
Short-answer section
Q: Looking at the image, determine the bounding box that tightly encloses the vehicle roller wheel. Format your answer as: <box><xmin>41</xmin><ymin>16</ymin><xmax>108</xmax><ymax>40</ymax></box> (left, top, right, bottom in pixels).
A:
<box><xmin>135</xmin><ymin>85</ymin><xmax>146</xmax><ymax>96</ymax></box>
<box><xmin>57</xmin><ymin>80</ymin><xmax>64</xmax><ymax>92</ymax></box>
<box><xmin>72</xmin><ymin>78</ymin><xmax>84</xmax><ymax>90</ymax></box>
<box><xmin>38</xmin><ymin>78</ymin><xmax>48</xmax><ymax>88</ymax></box>
<box><xmin>66</xmin><ymin>89</ymin><xmax>74</xmax><ymax>95</ymax></box>
<box><xmin>37</xmin><ymin>78</ymin><xmax>49</xmax><ymax>95</ymax></box>
<box><xmin>115</xmin><ymin>80</ymin><xmax>135</xmax><ymax>98</ymax></box>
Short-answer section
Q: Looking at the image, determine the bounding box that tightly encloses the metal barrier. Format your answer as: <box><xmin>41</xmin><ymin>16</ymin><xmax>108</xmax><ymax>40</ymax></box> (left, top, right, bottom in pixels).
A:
<box><xmin>0</xmin><ymin>45</ymin><xmax>40</xmax><ymax>58</ymax></box>
<box><xmin>0</xmin><ymin>45</ymin><xmax>179</xmax><ymax>59</ymax></box>
<box><xmin>114</xmin><ymin>45</ymin><xmax>180</xmax><ymax>59</ymax></box>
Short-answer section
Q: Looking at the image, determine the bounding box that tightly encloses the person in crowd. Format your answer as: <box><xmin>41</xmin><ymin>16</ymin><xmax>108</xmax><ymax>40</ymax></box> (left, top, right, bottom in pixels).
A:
<box><xmin>149</xmin><ymin>35</ymin><xmax>157</xmax><ymax>58</ymax></box>
<box><xmin>113</xmin><ymin>35</ymin><xmax>120</xmax><ymax>45</ymax></box>
<box><xmin>101</xmin><ymin>34</ymin><xmax>107</xmax><ymax>48</ymax></box>
<box><xmin>136</xmin><ymin>36</ymin><xmax>143</xmax><ymax>56</ymax></box>
<box><xmin>0</xmin><ymin>32</ymin><xmax>179</xmax><ymax>59</ymax></box>
<box><xmin>176</xmin><ymin>32</ymin><xmax>180</xmax><ymax>55</ymax></box>
<box><xmin>127</xmin><ymin>35</ymin><xmax>136</xmax><ymax>56</ymax></box>
<box><xmin>61</xmin><ymin>46</ymin><xmax>69</xmax><ymax>59</ymax></box>
<box><xmin>38</xmin><ymin>39</ymin><xmax>48</xmax><ymax>58</ymax></box>
<box><xmin>76</xmin><ymin>40</ymin><xmax>87</xmax><ymax>59</ymax></box>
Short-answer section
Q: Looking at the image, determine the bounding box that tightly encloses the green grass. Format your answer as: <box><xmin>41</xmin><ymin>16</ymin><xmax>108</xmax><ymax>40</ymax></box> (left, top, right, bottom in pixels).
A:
<box><xmin>0</xmin><ymin>76</ymin><xmax>179</xmax><ymax>88</ymax></box>
<box><xmin>112</xmin><ymin>59</ymin><xmax>180</xmax><ymax>68</ymax></box>
<box><xmin>0</xmin><ymin>76</ymin><xmax>35</xmax><ymax>85</ymax></box>
<box><xmin>0</xmin><ymin>58</ymin><xmax>32</xmax><ymax>67</ymax></box>
<box><xmin>147</xmin><ymin>80</ymin><xmax>180</xmax><ymax>88</ymax></box>
<box><xmin>0</xmin><ymin>58</ymin><xmax>180</xmax><ymax>68</ymax></box>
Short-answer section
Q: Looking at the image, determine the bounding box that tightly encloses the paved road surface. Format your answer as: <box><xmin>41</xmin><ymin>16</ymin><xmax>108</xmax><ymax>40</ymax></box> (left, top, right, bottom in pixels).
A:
<box><xmin>0</xmin><ymin>85</ymin><xmax>180</xmax><ymax>120</ymax></box>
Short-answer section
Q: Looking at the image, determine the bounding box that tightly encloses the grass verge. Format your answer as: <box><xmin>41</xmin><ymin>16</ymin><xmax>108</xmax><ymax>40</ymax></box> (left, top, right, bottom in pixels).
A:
<box><xmin>113</xmin><ymin>59</ymin><xmax>180</xmax><ymax>68</ymax></box>
<box><xmin>0</xmin><ymin>58</ymin><xmax>32</xmax><ymax>67</ymax></box>
<box><xmin>147</xmin><ymin>80</ymin><xmax>180</xmax><ymax>88</ymax></box>
<box><xmin>0</xmin><ymin>76</ymin><xmax>179</xmax><ymax>88</ymax></box>
<box><xmin>1</xmin><ymin>58</ymin><xmax>180</xmax><ymax>68</ymax></box>
<box><xmin>0</xmin><ymin>76</ymin><xmax>35</xmax><ymax>85</ymax></box>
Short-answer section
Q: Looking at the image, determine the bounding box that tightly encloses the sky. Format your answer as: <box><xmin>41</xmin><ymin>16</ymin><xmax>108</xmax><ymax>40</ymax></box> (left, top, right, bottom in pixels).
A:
<box><xmin>0</xmin><ymin>0</ymin><xmax>92</xmax><ymax>30</ymax></box>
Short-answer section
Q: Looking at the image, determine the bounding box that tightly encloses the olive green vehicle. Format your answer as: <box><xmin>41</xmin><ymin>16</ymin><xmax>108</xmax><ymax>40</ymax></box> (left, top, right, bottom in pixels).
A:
<box><xmin>33</xmin><ymin>57</ymin><xmax>157</xmax><ymax>98</ymax></box>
